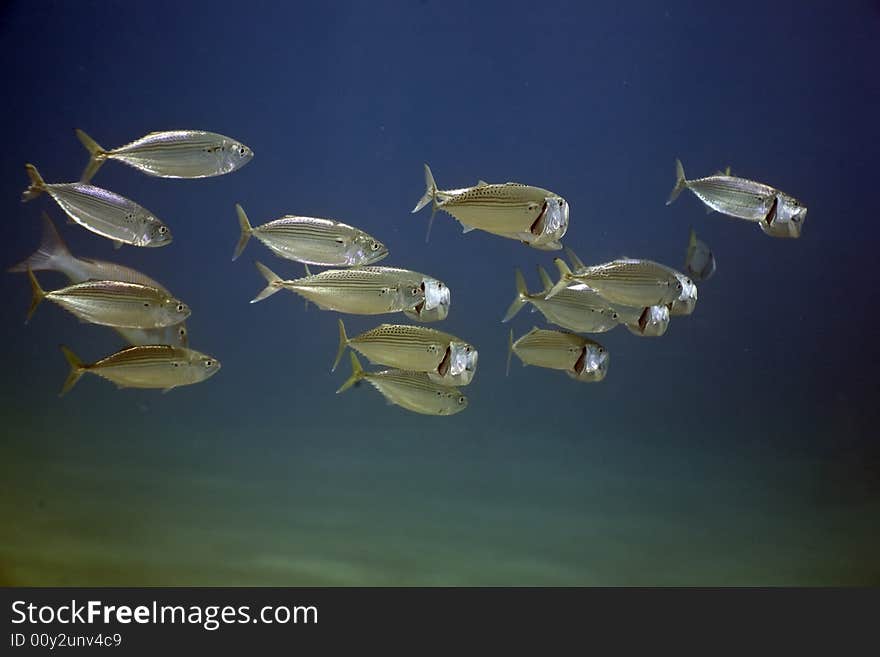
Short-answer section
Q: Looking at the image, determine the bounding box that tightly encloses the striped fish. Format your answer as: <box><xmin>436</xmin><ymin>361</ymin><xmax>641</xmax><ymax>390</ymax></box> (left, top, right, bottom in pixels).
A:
<box><xmin>333</xmin><ymin>320</ymin><xmax>478</xmax><ymax>386</ymax></box>
<box><xmin>667</xmin><ymin>159</ymin><xmax>806</xmax><ymax>237</ymax></box>
<box><xmin>59</xmin><ymin>345</ymin><xmax>220</xmax><ymax>396</ymax></box>
<box><xmin>26</xmin><ymin>269</ymin><xmax>190</xmax><ymax>329</ymax></box>
<box><xmin>546</xmin><ymin>257</ymin><xmax>683</xmax><ymax>308</ymax></box>
<box><xmin>21</xmin><ymin>164</ymin><xmax>172</xmax><ymax>248</ymax></box>
<box><xmin>336</xmin><ymin>352</ymin><xmax>468</xmax><ymax>416</ymax></box>
<box><xmin>502</xmin><ymin>267</ymin><xmax>621</xmax><ymax>333</ymax></box>
<box><xmin>411</xmin><ymin>164</ymin><xmax>568</xmax><ymax>248</ymax></box>
<box><xmin>9</xmin><ymin>212</ymin><xmax>188</xmax><ymax>347</ymax></box>
<box><xmin>75</xmin><ymin>129</ymin><xmax>253</xmax><ymax>183</ymax></box>
<box><xmin>507</xmin><ymin>328</ymin><xmax>608</xmax><ymax>381</ymax></box>
<box><xmin>232</xmin><ymin>204</ymin><xmax>388</xmax><ymax>266</ymax></box>
<box><xmin>250</xmin><ymin>261</ymin><xmax>434</xmax><ymax>316</ymax></box>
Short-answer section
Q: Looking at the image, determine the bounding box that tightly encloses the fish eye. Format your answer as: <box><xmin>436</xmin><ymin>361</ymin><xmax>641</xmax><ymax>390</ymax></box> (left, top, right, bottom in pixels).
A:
<box><xmin>370</xmin><ymin>241</ymin><xmax>380</xmax><ymax>251</ymax></box>
<box><xmin>158</xmin><ymin>226</ymin><xmax>167</xmax><ymax>234</ymax></box>
<box><xmin>179</xmin><ymin>327</ymin><xmax>187</xmax><ymax>336</ymax></box>
<box><xmin>412</xmin><ymin>287</ymin><xmax>420</xmax><ymax>296</ymax></box>
<box><xmin>176</xmin><ymin>303</ymin><xmax>185</xmax><ymax>312</ymax></box>
<box><xmin>598</xmin><ymin>347</ymin><xmax>605</xmax><ymax>354</ymax></box>
<box><xmin>205</xmin><ymin>360</ymin><xmax>214</xmax><ymax>367</ymax></box>
<box><xmin>458</xmin><ymin>396</ymin><xmax>465</xmax><ymax>404</ymax></box>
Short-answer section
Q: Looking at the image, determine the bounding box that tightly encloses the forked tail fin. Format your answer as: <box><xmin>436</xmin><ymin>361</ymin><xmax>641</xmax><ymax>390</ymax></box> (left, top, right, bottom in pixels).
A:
<box><xmin>666</xmin><ymin>158</ymin><xmax>687</xmax><ymax>205</ymax></box>
<box><xmin>75</xmin><ymin>129</ymin><xmax>109</xmax><ymax>183</ymax></box>
<box><xmin>250</xmin><ymin>261</ymin><xmax>284</xmax><ymax>303</ymax></box>
<box><xmin>22</xmin><ymin>164</ymin><xmax>47</xmax><ymax>202</ymax></box>
<box><xmin>8</xmin><ymin>212</ymin><xmax>73</xmax><ymax>274</ymax></box>
<box><xmin>501</xmin><ymin>269</ymin><xmax>530</xmax><ymax>323</ymax></box>
<box><xmin>59</xmin><ymin>345</ymin><xmax>86</xmax><ymax>397</ymax></box>
<box><xmin>232</xmin><ymin>203</ymin><xmax>253</xmax><ymax>261</ymax></box>
<box><xmin>336</xmin><ymin>351</ymin><xmax>366</xmax><ymax>394</ymax></box>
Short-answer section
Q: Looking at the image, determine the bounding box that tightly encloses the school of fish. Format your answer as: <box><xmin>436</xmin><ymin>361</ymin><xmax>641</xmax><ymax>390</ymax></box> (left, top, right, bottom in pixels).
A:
<box><xmin>10</xmin><ymin>127</ymin><xmax>805</xmax><ymax>414</ymax></box>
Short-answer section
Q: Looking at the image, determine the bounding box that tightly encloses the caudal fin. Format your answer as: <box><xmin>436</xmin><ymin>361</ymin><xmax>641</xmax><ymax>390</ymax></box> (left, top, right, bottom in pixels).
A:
<box><xmin>336</xmin><ymin>351</ymin><xmax>366</xmax><ymax>394</ymax></box>
<box><xmin>563</xmin><ymin>246</ymin><xmax>586</xmax><ymax>272</ymax></box>
<box><xmin>59</xmin><ymin>345</ymin><xmax>86</xmax><ymax>397</ymax></box>
<box><xmin>544</xmin><ymin>258</ymin><xmax>574</xmax><ymax>300</ymax></box>
<box><xmin>412</xmin><ymin>163</ymin><xmax>440</xmax><ymax>243</ymax></box>
<box><xmin>502</xmin><ymin>269</ymin><xmax>530</xmax><ymax>323</ymax></box>
<box><xmin>22</xmin><ymin>164</ymin><xmax>47</xmax><ymax>202</ymax></box>
<box><xmin>250</xmin><ymin>261</ymin><xmax>284</xmax><ymax>303</ymax></box>
<box><xmin>332</xmin><ymin>318</ymin><xmax>350</xmax><ymax>372</ymax></box>
<box><xmin>666</xmin><ymin>158</ymin><xmax>688</xmax><ymax>205</ymax></box>
<box><xmin>75</xmin><ymin>129</ymin><xmax>108</xmax><ymax>183</ymax></box>
<box><xmin>506</xmin><ymin>329</ymin><xmax>514</xmax><ymax>376</ymax></box>
<box><xmin>536</xmin><ymin>266</ymin><xmax>553</xmax><ymax>294</ymax></box>
<box><xmin>25</xmin><ymin>267</ymin><xmax>47</xmax><ymax>324</ymax></box>
<box><xmin>232</xmin><ymin>203</ymin><xmax>253</xmax><ymax>261</ymax></box>
<box><xmin>8</xmin><ymin>212</ymin><xmax>73</xmax><ymax>274</ymax></box>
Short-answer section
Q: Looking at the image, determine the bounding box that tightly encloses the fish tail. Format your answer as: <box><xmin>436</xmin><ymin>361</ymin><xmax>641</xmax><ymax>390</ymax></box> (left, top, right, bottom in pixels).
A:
<box><xmin>563</xmin><ymin>246</ymin><xmax>586</xmax><ymax>271</ymax></box>
<box><xmin>250</xmin><ymin>261</ymin><xmax>283</xmax><ymax>303</ymax></box>
<box><xmin>25</xmin><ymin>267</ymin><xmax>47</xmax><ymax>324</ymax></box>
<box><xmin>232</xmin><ymin>203</ymin><xmax>253</xmax><ymax>261</ymax></box>
<box><xmin>544</xmin><ymin>258</ymin><xmax>574</xmax><ymax>300</ymax></box>
<box><xmin>8</xmin><ymin>212</ymin><xmax>73</xmax><ymax>274</ymax></box>
<box><xmin>75</xmin><ymin>129</ymin><xmax>108</xmax><ymax>183</ymax></box>
<box><xmin>413</xmin><ymin>163</ymin><xmax>440</xmax><ymax>243</ymax></box>
<box><xmin>412</xmin><ymin>163</ymin><xmax>437</xmax><ymax>213</ymax></box>
<box><xmin>506</xmin><ymin>329</ymin><xmax>514</xmax><ymax>377</ymax></box>
<box><xmin>22</xmin><ymin>164</ymin><xmax>47</xmax><ymax>202</ymax></box>
<box><xmin>332</xmin><ymin>318</ymin><xmax>350</xmax><ymax>372</ymax></box>
<box><xmin>336</xmin><ymin>351</ymin><xmax>365</xmax><ymax>394</ymax></box>
<box><xmin>502</xmin><ymin>269</ymin><xmax>529</xmax><ymax>323</ymax></box>
<box><xmin>666</xmin><ymin>158</ymin><xmax>687</xmax><ymax>205</ymax></box>
<box><xmin>59</xmin><ymin>344</ymin><xmax>86</xmax><ymax>397</ymax></box>
<box><xmin>536</xmin><ymin>265</ymin><xmax>553</xmax><ymax>294</ymax></box>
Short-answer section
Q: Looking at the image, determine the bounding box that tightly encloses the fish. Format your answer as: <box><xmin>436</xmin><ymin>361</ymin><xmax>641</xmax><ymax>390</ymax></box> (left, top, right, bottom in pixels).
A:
<box><xmin>502</xmin><ymin>267</ymin><xmax>621</xmax><ymax>333</ymax></box>
<box><xmin>615</xmin><ymin>304</ymin><xmax>671</xmax><ymax>337</ymax></box>
<box><xmin>26</xmin><ymin>268</ymin><xmax>190</xmax><ymax>329</ymax></box>
<box><xmin>507</xmin><ymin>327</ymin><xmax>608</xmax><ymax>381</ymax></box>
<box><xmin>75</xmin><ymin>129</ymin><xmax>253</xmax><ymax>183</ymax></box>
<box><xmin>546</xmin><ymin>256</ymin><xmax>683</xmax><ymax>307</ymax></box>
<box><xmin>684</xmin><ymin>228</ymin><xmax>716</xmax><ymax>281</ymax></box>
<box><xmin>336</xmin><ymin>352</ymin><xmax>468</xmax><ymax>416</ymax></box>
<box><xmin>8</xmin><ymin>213</ymin><xmax>188</xmax><ymax>346</ymax></box>
<box><xmin>250</xmin><ymin>261</ymin><xmax>429</xmax><ymax>315</ymax></box>
<box><xmin>411</xmin><ymin>164</ymin><xmax>569</xmax><ymax>248</ymax></box>
<box><xmin>59</xmin><ymin>344</ymin><xmax>220</xmax><ymax>396</ymax></box>
<box><xmin>232</xmin><ymin>203</ymin><xmax>388</xmax><ymax>266</ymax></box>
<box><xmin>666</xmin><ymin>159</ymin><xmax>807</xmax><ymax>236</ymax></box>
<box><xmin>21</xmin><ymin>164</ymin><xmax>172</xmax><ymax>248</ymax></box>
<box><xmin>333</xmin><ymin>320</ymin><xmax>478</xmax><ymax>386</ymax></box>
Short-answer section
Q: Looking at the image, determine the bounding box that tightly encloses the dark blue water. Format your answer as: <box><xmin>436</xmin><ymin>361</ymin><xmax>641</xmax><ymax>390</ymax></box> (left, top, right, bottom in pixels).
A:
<box><xmin>1</xmin><ymin>0</ymin><xmax>877</xmax><ymax>585</ymax></box>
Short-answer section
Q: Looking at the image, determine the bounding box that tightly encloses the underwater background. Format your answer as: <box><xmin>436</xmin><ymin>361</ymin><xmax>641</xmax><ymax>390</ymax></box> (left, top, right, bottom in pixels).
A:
<box><xmin>1</xmin><ymin>0</ymin><xmax>878</xmax><ymax>585</ymax></box>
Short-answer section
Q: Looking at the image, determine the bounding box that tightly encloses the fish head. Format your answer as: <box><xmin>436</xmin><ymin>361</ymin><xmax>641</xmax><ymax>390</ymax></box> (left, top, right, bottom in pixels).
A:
<box><xmin>347</xmin><ymin>235</ymin><xmax>389</xmax><ymax>266</ymax></box>
<box><xmin>448</xmin><ymin>342</ymin><xmax>478</xmax><ymax>377</ymax></box>
<box><xmin>762</xmin><ymin>194</ymin><xmax>806</xmax><ymax>238</ymax></box>
<box><xmin>422</xmin><ymin>277</ymin><xmax>450</xmax><ymax>312</ymax></box>
<box><xmin>142</xmin><ymin>218</ymin><xmax>173</xmax><ymax>247</ymax></box>
<box><xmin>188</xmin><ymin>351</ymin><xmax>222</xmax><ymax>382</ymax></box>
<box><xmin>436</xmin><ymin>390</ymin><xmax>469</xmax><ymax>415</ymax></box>
<box><xmin>529</xmin><ymin>196</ymin><xmax>569</xmax><ymax>245</ymax></box>
<box><xmin>670</xmin><ymin>274</ymin><xmax>698</xmax><ymax>315</ymax></box>
<box><xmin>397</xmin><ymin>280</ymin><xmax>427</xmax><ymax>310</ymax></box>
<box><xmin>627</xmin><ymin>305</ymin><xmax>670</xmax><ymax>336</ymax></box>
<box><xmin>571</xmin><ymin>344</ymin><xmax>609</xmax><ymax>382</ymax></box>
<box><xmin>161</xmin><ymin>297</ymin><xmax>192</xmax><ymax>325</ymax></box>
<box><xmin>173</xmin><ymin>323</ymin><xmax>189</xmax><ymax>347</ymax></box>
<box><xmin>222</xmin><ymin>140</ymin><xmax>254</xmax><ymax>171</ymax></box>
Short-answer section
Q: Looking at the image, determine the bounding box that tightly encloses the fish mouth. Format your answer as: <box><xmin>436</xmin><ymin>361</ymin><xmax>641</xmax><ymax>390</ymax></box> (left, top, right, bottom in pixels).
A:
<box><xmin>529</xmin><ymin>201</ymin><xmax>548</xmax><ymax>235</ymax></box>
<box><xmin>765</xmin><ymin>196</ymin><xmax>779</xmax><ymax>226</ymax></box>
<box><xmin>437</xmin><ymin>346</ymin><xmax>451</xmax><ymax>376</ymax></box>
<box><xmin>573</xmin><ymin>346</ymin><xmax>587</xmax><ymax>374</ymax></box>
<box><xmin>638</xmin><ymin>307</ymin><xmax>650</xmax><ymax>332</ymax></box>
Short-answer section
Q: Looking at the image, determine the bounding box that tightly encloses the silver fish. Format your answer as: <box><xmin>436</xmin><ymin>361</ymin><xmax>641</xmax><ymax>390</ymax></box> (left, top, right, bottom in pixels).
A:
<box><xmin>59</xmin><ymin>344</ymin><xmax>220</xmax><ymax>396</ymax></box>
<box><xmin>8</xmin><ymin>213</ymin><xmax>188</xmax><ymax>346</ymax></box>
<box><xmin>502</xmin><ymin>267</ymin><xmax>620</xmax><ymax>333</ymax></box>
<box><xmin>21</xmin><ymin>164</ymin><xmax>171</xmax><ymax>248</ymax></box>
<box><xmin>337</xmin><ymin>352</ymin><xmax>468</xmax><ymax>416</ymax></box>
<box><xmin>232</xmin><ymin>204</ymin><xmax>388</xmax><ymax>266</ymax></box>
<box><xmin>667</xmin><ymin>159</ymin><xmax>806</xmax><ymax>236</ymax></box>
<box><xmin>75</xmin><ymin>129</ymin><xmax>253</xmax><ymax>183</ymax></box>
<box><xmin>27</xmin><ymin>269</ymin><xmax>190</xmax><ymax>329</ymax></box>
<box><xmin>411</xmin><ymin>164</ymin><xmax>569</xmax><ymax>248</ymax></box>
<box><xmin>250</xmin><ymin>261</ymin><xmax>428</xmax><ymax>316</ymax></box>
<box><xmin>507</xmin><ymin>328</ymin><xmax>608</xmax><ymax>381</ymax></box>
<box><xmin>685</xmin><ymin>228</ymin><xmax>716</xmax><ymax>281</ymax></box>
<box><xmin>546</xmin><ymin>257</ymin><xmax>683</xmax><ymax>307</ymax></box>
<box><xmin>669</xmin><ymin>271</ymin><xmax>698</xmax><ymax>317</ymax></box>
<box><xmin>333</xmin><ymin>320</ymin><xmax>477</xmax><ymax>386</ymax></box>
